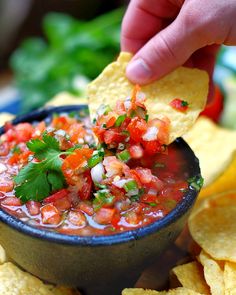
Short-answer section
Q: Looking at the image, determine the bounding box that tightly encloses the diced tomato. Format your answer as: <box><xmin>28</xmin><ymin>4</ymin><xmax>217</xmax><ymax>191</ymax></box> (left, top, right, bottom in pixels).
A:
<box><xmin>68</xmin><ymin>123</ymin><xmax>86</xmax><ymax>143</ymax></box>
<box><xmin>116</xmin><ymin>100</ymin><xmax>126</xmax><ymax>115</ymax></box>
<box><xmin>129</xmin><ymin>144</ymin><xmax>144</xmax><ymax>159</ymax></box>
<box><xmin>124</xmin><ymin>211</ymin><xmax>140</xmax><ymax>225</ymax></box>
<box><xmin>32</xmin><ymin>121</ymin><xmax>46</xmax><ymax>138</ymax></box>
<box><xmin>201</xmin><ymin>85</ymin><xmax>223</xmax><ymax>122</ymax></box>
<box><xmin>54</xmin><ymin>197</ymin><xmax>71</xmax><ymax>211</ymax></box>
<box><xmin>44</xmin><ymin>189</ymin><xmax>68</xmax><ymax>204</ymax></box>
<box><xmin>111</xmin><ymin>213</ymin><xmax>121</xmax><ymax>229</ymax></box>
<box><xmin>78</xmin><ymin>171</ymin><xmax>92</xmax><ymax>200</ymax></box>
<box><xmin>135</xmin><ymin>168</ymin><xmax>153</xmax><ymax>184</ymax></box>
<box><xmin>8</xmin><ymin>154</ymin><xmax>20</xmax><ymax>165</ymax></box>
<box><xmin>146</xmin><ymin>175</ymin><xmax>164</xmax><ymax>191</ymax></box>
<box><xmin>41</xmin><ymin>204</ymin><xmax>61</xmax><ymax>225</ymax></box>
<box><xmin>68</xmin><ymin>210</ymin><xmax>87</xmax><ymax>227</ymax></box>
<box><xmin>94</xmin><ymin>208</ymin><xmax>115</xmax><ymax>225</ymax></box>
<box><xmin>148</xmin><ymin>118</ymin><xmax>170</xmax><ymax>145</ymax></box>
<box><xmin>141</xmin><ymin>194</ymin><xmax>157</xmax><ymax>203</ymax></box>
<box><xmin>170</xmin><ymin>98</ymin><xmax>189</xmax><ymax>112</ymax></box>
<box><xmin>15</xmin><ymin>123</ymin><xmax>34</xmax><ymax>142</ymax></box>
<box><xmin>0</xmin><ymin>181</ymin><xmax>14</xmax><ymax>192</ymax></box>
<box><xmin>62</xmin><ymin>148</ymin><xmax>93</xmax><ymax>171</ymax></box>
<box><xmin>26</xmin><ymin>201</ymin><xmax>41</xmax><ymax>216</ymax></box>
<box><xmin>77</xmin><ymin>202</ymin><xmax>94</xmax><ymax>216</ymax></box>
<box><xmin>51</xmin><ymin>116</ymin><xmax>70</xmax><ymax>130</ymax></box>
<box><xmin>0</xmin><ymin>142</ymin><xmax>10</xmax><ymax>156</ymax></box>
<box><xmin>142</xmin><ymin>140</ymin><xmax>162</xmax><ymax>155</ymax></box>
<box><xmin>127</xmin><ymin>117</ymin><xmax>147</xmax><ymax>142</ymax></box>
<box><xmin>1</xmin><ymin>197</ymin><xmax>21</xmax><ymax>206</ymax></box>
<box><xmin>103</xmin><ymin>130</ymin><xmax>126</xmax><ymax>145</ymax></box>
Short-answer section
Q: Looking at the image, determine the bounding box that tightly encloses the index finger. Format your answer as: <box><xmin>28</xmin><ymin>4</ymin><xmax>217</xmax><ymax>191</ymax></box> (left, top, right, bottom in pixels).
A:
<box><xmin>121</xmin><ymin>0</ymin><xmax>181</xmax><ymax>53</ymax></box>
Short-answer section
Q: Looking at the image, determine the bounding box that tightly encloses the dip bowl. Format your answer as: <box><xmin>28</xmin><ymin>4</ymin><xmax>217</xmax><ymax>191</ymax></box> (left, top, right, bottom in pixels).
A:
<box><xmin>0</xmin><ymin>105</ymin><xmax>201</xmax><ymax>295</ymax></box>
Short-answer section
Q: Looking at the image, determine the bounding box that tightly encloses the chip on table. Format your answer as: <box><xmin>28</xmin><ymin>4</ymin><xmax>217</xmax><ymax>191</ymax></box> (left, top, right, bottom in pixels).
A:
<box><xmin>184</xmin><ymin>116</ymin><xmax>236</xmax><ymax>189</ymax></box>
<box><xmin>87</xmin><ymin>52</ymin><xmax>208</xmax><ymax>144</ymax></box>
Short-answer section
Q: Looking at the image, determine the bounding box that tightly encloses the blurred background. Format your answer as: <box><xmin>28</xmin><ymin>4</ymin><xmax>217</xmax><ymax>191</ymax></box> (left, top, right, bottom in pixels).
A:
<box><xmin>0</xmin><ymin>0</ymin><xmax>236</xmax><ymax>129</ymax></box>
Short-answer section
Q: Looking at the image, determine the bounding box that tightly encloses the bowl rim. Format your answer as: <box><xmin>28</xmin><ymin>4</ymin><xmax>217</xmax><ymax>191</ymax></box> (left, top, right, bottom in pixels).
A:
<box><xmin>0</xmin><ymin>105</ymin><xmax>201</xmax><ymax>246</ymax></box>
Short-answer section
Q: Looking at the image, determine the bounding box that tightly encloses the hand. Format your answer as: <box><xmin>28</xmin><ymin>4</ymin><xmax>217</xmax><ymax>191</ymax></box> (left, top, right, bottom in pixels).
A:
<box><xmin>121</xmin><ymin>0</ymin><xmax>236</xmax><ymax>92</ymax></box>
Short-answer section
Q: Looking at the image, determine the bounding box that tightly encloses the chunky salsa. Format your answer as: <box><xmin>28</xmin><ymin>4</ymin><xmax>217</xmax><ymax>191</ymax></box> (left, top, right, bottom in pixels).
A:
<box><xmin>0</xmin><ymin>88</ymin><xmax>193</xmax><ymax>235</ymax></box>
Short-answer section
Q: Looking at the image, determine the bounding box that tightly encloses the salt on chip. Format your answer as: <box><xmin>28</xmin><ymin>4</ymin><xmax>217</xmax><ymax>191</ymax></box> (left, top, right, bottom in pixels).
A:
<box><xmin>172</xmin><ymin>261</ymin><xmax>210</xmax><ymax>294</ymax></box>
<box><xmin>87</xmin><ymin>52</ymin><xmax>208</xmax><ymax>144</ymax></box>
<box><xmin>189</xmin><ymin>203</ymin><xmax>236</xmax><ymax>262</ymax></box>
<box><xmin>224</xmin><ymin>261</ymin><xmax>236</xmax><ymax>295</ymax></box>
<box><xmin>122</xmin><ymin>288</ymin><xmax>202</xmax><ymax>295</ymax></box>
<box><xmin>184</xmin><ymin>116</ymin><xmax>236</xmax><ymax>187</ymax></box>
<box><xmin>0</xmin><ymin>262</ymin><xmax>79</xmax><ymax>295</ymax></box>
<box><xmin>198</xmin><ymin>251</ymin><xmax>225</xmax><ymax>295</ymax></box>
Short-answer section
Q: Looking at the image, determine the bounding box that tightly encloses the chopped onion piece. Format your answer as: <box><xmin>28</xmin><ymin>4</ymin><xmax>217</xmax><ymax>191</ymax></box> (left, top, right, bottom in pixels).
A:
<box><xmin>0</xmin><ymin>163</ymin><xmax>7</xmax><ymax>174</ymax></box>
<box><xmin>142</xmin><ymin>126</ymin><xmax>158</xmax><ymax>141</ymax></box>
<box><xmin>91</xmin><ymin>163</ymin><xmax>105</xmax><ymax>183</ymax></box>
<box><xmin>126</xmin><ymin>189</ymin><xmax>139</xmax><ymax>197</ymax></box>
<box><xmin>112</xmin><ymin>179</ymin><xmax>129</xmax><ymax>188</ymax></box>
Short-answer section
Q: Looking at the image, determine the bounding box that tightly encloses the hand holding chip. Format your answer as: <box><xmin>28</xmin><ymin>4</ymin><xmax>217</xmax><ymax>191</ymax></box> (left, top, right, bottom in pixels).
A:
<box><xmin>121</xmin><ymin>0</ymin><xmax>236</xmax><ymax>95</ymax></box>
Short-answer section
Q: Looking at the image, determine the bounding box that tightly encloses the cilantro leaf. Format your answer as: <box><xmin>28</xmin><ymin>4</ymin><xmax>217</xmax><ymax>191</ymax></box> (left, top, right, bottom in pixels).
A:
<box><xmin>14</xmin><ymin>135</ymin><xmax>67</xmax><ymax>202</ymax></box>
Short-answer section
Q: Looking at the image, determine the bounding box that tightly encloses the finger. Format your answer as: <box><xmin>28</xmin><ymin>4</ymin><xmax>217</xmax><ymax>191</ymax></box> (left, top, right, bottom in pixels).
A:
<box><xmin>191</xmin><ymin>45</ymin><xmax>220</xmax><ymax>102</ymax></box>
<box><xmin>121</xmin><ymin>0</ymin><xmax>181</xmax><ymax>53</ymax></box>
<box><xmin>125</xmin><ymin>7</ymin><xmax>210</xmax><ymax>85</ymax></box>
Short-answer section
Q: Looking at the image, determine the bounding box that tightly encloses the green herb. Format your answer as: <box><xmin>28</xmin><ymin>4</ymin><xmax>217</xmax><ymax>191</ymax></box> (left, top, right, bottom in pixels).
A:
<box><xmin>11</xmin><ymin>146</ymin><xmax>21</xmax><ymax>154</ymax></box>
<box><xmin>94</xmin><ymin>183</ymin><xmax>107</xmax><ymax>189</ymax></box>
<box><xmin>145</xmin><ymin>114</ymin><xmax>149</xmax><ymax>122</ymax></box>
<box><xmin>88</xmin><ymin>153</ymin><xmax>103</xmax><ymax>168</ymax></box>
<box><xmin>181</xmin><ymin>100</ymin><xmax>189</xmax><ymax>107</ymax></box>
<box><xmin>14</xmin><ymin>134</ymin><xmax>69</xmax><ymax>202</ymax></box>
<box><xmin>115</xmin><ymin>115</ymin><xmax>126</xmax><ymax>127</ymax></box>
<box><xmin>188</xmin><ymin>176</ymin><xmax>204</xmax><ymax>191</ymax></box>
<box><xmin>10</xmin><ymin>8</ymin><xmax>124</xmax><ymax>112</ymax></box>
<box><xmin>154</xmin><ymin>162</ymin><xmax>165</xmax><ymax>168</ymax></box>
<box><xmin>121</xmin><ymin>130</ymin><xmax>130</xmax><ymax>137</ymax></box>
<box><xmin>147</xmin><ymin>202</ymin><xmax>157</xmax><ymax>207</ymax></box>
<box><xmin>117</xmin><ymin>150</ymin><xmax>130</xmax><ymax>162</ymax></box>
<box><xmin>93</xmin><ymin>190</ymin><xmax>114</xmax><ymax>210</ymax></box>
<box><xmin>124</xmin><ymin>180</ymin><xmax>137</xmax><ymax>192</ymax></box>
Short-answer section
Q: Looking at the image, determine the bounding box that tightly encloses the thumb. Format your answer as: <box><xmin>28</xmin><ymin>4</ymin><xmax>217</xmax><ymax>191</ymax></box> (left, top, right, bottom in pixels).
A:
<box><xmin>126</xmin><ymin>13</ymin><xmax>207</xmax><ymax>84</ymax></box>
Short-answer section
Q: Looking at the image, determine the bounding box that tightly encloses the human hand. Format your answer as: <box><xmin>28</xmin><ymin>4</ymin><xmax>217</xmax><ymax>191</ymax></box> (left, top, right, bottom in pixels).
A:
<box><xmin>121</xmin><ymin>0</ymin><xmax>236</xmax><ymax>92</ymax></box>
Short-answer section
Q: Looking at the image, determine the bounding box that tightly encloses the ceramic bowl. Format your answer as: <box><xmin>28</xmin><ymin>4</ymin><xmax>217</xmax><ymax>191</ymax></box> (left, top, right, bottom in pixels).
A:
<box><xmin>0</xmin><ymin>105</ymin><xmax>201</xmax><ymax>295</ymax></box>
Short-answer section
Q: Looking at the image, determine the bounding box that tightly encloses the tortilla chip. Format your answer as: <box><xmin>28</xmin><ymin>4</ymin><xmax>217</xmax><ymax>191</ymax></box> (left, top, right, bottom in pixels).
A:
<box><xmin>46</xmin><ymin>92</ymin><xmax>87</xmax><ymax>107</ymax></box>
<box><xmin>189</xmin><ymin>204</ymin><xmax>236</xmax><ymax>262</ymax></box>
<box><xmin>199</xmin><ymin>151</ymin><xmax>236</xmax><ymax>199</ymax></box>
<box><xmin>224</xmin><ymin>261</ymin><xmax>236</xmax><ymax>295</ymax></box>
<box><xmin>198</xmin><ymin>251</ymin><xmax>224</xmax><ymax>295</ymax></box>
<box><xmin>0</xmin><ymin>262</ymin><xmax>80</xmax><ymax>295</ymax></box>
<box><xmin>172</xmin><ymin>261</ymin><xmax>210</xmax><ymax>294</ymax></box>
<box><xmin>0</xmin><ymin>245</ymin><xmax>7</xmax><ymax>265</ymax></box>
<box><xmin>122</xmin><ymin>288</ymin><xmax>202</xmax><ymax>295</ymax></box>
<box><xmin>184</xmin><ymin>116</ymin><xmax>236</xmax><ymax>187</ymax></box>
<box><xmin>87</xmin><ymin>52</ymin><xmax>208</xmax><ymax>144</ymax></box>
<box><xmin>0</xmin><ymin>113</ymin><xmax>15</xmax><ymax>127</ymax></box>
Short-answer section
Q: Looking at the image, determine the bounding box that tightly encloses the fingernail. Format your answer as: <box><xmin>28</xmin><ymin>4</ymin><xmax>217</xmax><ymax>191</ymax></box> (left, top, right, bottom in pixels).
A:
<box><xmin>126</xmin><ymin>58</ymin><xmax>152</xmax><ymax>84</ymax></box>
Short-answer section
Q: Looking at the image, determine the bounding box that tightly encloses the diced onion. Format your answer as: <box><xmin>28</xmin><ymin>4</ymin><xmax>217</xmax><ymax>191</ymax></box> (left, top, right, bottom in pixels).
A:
<box><xmin>54</xmin><ymin>129</ymin><xmax>66</xmax><ymax>137</ymax></box>
<box><xmin>112</xmin><ymin>179</ymin><xmax>129</xmax><ymax>188</ymax></box>
<box><xmin>142</xmin><ymin>126</ymin><xmax>158</xmax><ymax>141</ymax></box>
<box><xmin>91</xmin><ymin>163</ymin><xmax>105</xmax><ymax>183</ymax></box>
<box><xmin>126</xmin><ymin>189</ymin><xmax>139</xmax><ymax>197</ymax></box>
<box><xmin>0</xmin><ymin>163</ymin><xmax>7</xmax><ymax>174</ymax></box>
<box><xmin>124</xmin><ymin>100</ymin><xmax>131</xmax><ymax>110</ymax></box>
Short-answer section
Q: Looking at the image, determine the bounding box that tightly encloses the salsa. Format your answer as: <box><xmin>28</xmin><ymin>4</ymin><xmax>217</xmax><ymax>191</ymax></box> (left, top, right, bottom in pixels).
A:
<box><xmin>0</xmin><ymin>89</ymin><xmax>193</xmax><ymax>236</ymax></box>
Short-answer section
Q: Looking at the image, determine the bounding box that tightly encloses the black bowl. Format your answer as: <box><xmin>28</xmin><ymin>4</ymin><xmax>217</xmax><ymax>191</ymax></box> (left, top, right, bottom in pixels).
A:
<box><xmin>0</xmin><ymin>105</ymin><xmax>201</xmax><ymax>295</ymax></box>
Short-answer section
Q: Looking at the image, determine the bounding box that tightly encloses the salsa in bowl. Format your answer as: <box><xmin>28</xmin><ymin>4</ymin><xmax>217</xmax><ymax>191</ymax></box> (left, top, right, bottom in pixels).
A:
<box><xmin>0</xmin><ymin>92</ymin><xmax>201</xmax><ymax>236</ymax></box>
<box><xmin>0</xmin><ymin>103</ymin><xmax>202</xmax><ymax>295</ymax></box>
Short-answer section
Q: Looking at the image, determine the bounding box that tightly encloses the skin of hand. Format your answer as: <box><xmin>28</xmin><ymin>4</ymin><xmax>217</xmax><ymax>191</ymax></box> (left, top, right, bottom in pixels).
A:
<box><xmin>121</xmin><ymin>0</ymin><xmax>236</xmax><ymax>98</ymax></box>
